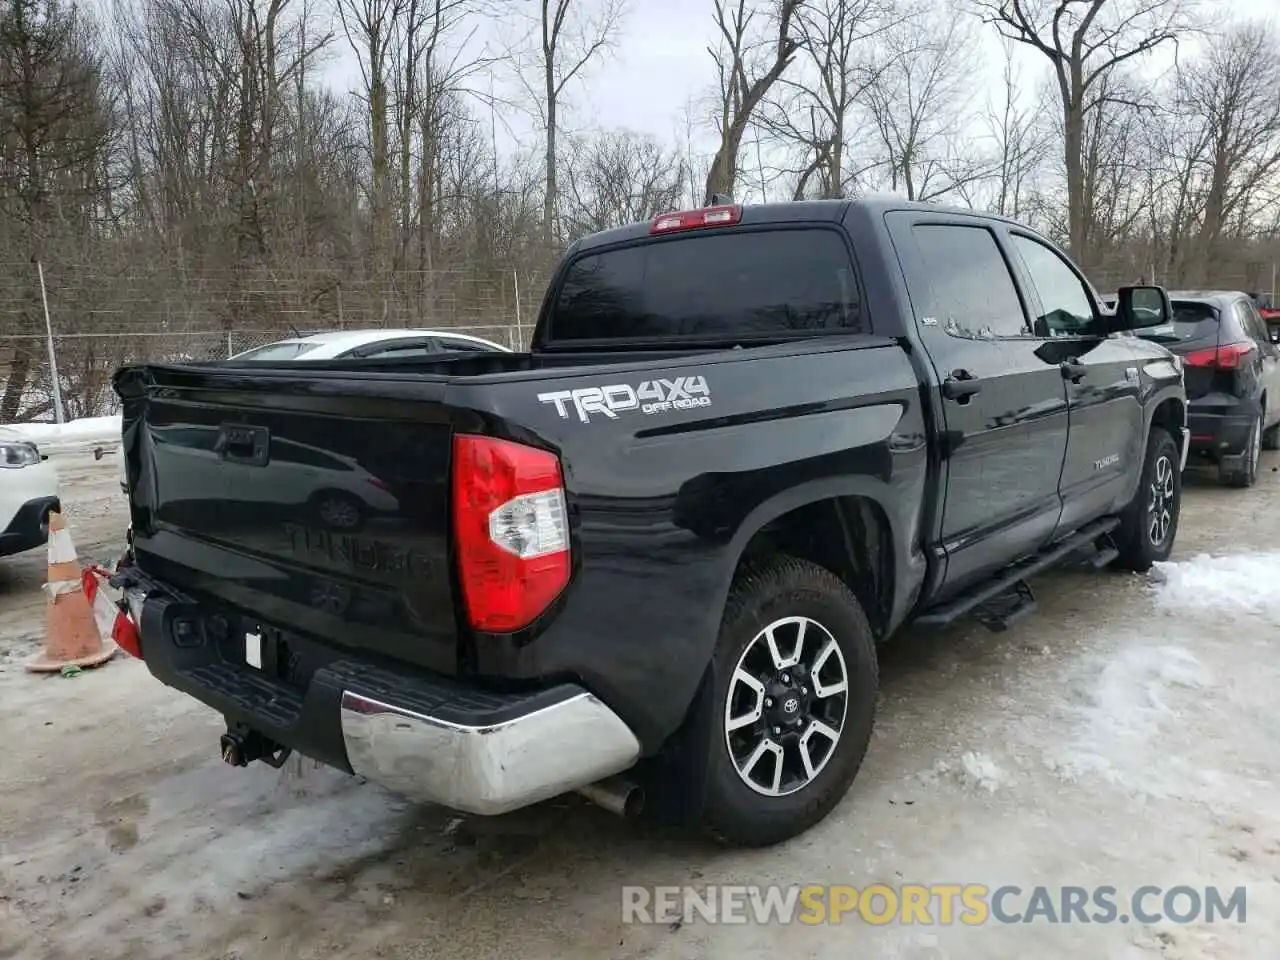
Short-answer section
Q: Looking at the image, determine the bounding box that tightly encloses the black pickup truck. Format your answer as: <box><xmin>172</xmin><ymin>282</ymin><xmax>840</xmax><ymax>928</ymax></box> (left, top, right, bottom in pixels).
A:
<box><xmin>112</xmin><ymin>199</ymin><xmax>1189</xmax><ymax>847</ymax></box>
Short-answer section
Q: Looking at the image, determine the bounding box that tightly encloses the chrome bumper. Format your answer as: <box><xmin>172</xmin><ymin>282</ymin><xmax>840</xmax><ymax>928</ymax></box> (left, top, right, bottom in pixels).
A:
<box><xmin>339</xmin><ymin>686</ymin><xmax>641</xmax><ymax>816</ymax></box>
<box><xmin>1178</xmin><ymin>425</ymin><xmax>1191</xmax><ymax>472</ymax></box>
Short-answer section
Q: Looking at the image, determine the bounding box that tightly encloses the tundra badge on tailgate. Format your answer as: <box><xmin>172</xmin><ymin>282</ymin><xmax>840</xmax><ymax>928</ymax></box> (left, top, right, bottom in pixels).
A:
<box><xmin>538</xmin><ymin>376</ymin><xmax>711</xmax><ymax>424</ymax></box>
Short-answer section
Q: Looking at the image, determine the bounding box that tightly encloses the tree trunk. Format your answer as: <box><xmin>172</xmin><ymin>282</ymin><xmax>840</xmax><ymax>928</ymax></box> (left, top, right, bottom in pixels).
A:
<box><xmin>543</xmin><ymin>76</ymin><xmax>557</xmax><ymax>250</ymax></box>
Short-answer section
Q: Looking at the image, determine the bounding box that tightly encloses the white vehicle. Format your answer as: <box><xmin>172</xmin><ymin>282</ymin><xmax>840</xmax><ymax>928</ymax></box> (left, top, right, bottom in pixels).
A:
<box><xmin>0</xmin><ymin>428</ymin><xmax>61</xmax><ymax>558</ymax></box>
<box><xmin>228</xmin><ymin>328</ymin><xmax>513</xmax><ymax>362</ymax></box>
<box><xmin>117</xmin><ymin>327</ymin><xmax>512</xmax><ymax>494</ymax></box>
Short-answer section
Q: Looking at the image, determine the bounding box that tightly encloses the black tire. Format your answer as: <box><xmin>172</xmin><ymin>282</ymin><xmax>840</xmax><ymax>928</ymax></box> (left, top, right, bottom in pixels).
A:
<box><xmin>1219</xmin><ymin>413</ymin><xmax>1261</xmax><ymax>488</ymax></box>
<box><xmin>1262</xmin><ymin>421</ymin><xmax>1280</xmax><ymax>451</ymax></box>
<box><xmin>679</xmin><ymin>555</ymin><xmax>878</xmax><ymax>847</ymax></box>
<box><xmin>1113</xmin><ymin>426</ymin><xmax>1181</xmax><ymax>573</ymax></box>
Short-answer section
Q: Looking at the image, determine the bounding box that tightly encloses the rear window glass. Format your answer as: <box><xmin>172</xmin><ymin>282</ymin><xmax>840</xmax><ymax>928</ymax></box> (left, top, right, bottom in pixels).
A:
<box><xmin>549</xmin><ymin>229</ymin><xmax>865</xmax><ymax>341</ymax></box>
<box><xmin>1164</xmin><ymin>301</ymin><xmax>1220</xmax><ymax>340</ymax></box>
<box><xmin>230</xmin><ymin>341</ymin><xmax>317</xmax><ymax>361</ymax></box>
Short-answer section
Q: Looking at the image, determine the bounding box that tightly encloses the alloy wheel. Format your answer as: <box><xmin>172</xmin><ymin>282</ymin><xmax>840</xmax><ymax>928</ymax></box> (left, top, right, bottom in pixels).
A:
<box><xmin>1147</xmin><ymin>454</ymin><xmax>1175</xmax><ymax>546</ymax></box>
<box><xmin>723</xmin><ymin>616</ymin><xmax>850</xmax><ymax>797</ymax></box>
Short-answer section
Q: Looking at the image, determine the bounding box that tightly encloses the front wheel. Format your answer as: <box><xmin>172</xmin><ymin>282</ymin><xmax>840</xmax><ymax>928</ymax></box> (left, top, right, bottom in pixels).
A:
<box><xmin>680</xmin><ymin>556</ymin><xmax>878</xmax><ymax>847</ymax></box>
<box><xmin>1112</xmin><ymin>426</ymin><xmax>1181</xmax><ymax>573</ymax></box>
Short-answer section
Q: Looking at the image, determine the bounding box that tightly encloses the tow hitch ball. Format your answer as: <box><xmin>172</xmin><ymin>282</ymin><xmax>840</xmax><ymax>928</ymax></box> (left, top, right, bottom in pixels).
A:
<box><xmin>220</xmin><ymin>725</ymin><xmax>293</xmax><ymax>769</ymax></box>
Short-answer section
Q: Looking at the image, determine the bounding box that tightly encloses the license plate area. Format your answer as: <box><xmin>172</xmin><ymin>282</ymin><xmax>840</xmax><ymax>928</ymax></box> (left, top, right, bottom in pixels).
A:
<box><xmin>237</xmin><ymin>621</ymin><xmax>289</xmax><ymax>678</ymax></box>
<box><xmin>232</xmin><ymin>618</ymin><xmax>318</xmax><ymax>691</ymax></box>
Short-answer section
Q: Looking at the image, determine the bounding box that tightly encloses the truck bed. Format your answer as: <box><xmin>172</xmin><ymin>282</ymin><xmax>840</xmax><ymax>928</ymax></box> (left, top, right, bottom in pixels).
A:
<box><xmin>115</xmin><ymin>336</ymin><xmax>899</xmax><ymax>680</ymax></box>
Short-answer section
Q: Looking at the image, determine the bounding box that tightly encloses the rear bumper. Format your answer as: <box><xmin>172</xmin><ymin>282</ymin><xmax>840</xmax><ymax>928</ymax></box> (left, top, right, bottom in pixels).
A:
<box><xmin>129</xmin><ymin>585</ymin><xmax>641</xmax><ymax>815</ymax></box>
<box><xmin>1187</xmin><ymin>396</ymin><xmax>1255</xmax><ymax>458</ymax></box>
<box><xmin>340</xmin><ymin>688</ymin><xmax>640</xmax><ymax>815</ymax></box>
<box><xmin>0</xmin><ymin>495</ymin><xmax>59</xmax><ymax>557</ymax></box>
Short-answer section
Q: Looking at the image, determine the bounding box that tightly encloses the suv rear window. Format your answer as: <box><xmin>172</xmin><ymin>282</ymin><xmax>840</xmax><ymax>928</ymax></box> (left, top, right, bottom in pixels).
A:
<box><xmin>548</xmin><ymin>228</ymin><xmax>864</xmax><ymax>342</ymax></box>
<box><xmin>1163</xmin><ymin>300</ymin><xmax>1221</xmax><ymax>342</ymax></box>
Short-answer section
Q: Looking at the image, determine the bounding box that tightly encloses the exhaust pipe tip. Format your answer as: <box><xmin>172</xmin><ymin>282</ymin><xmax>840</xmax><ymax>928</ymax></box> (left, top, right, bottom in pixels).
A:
<box><xmin>576</xmin><ymin>776</ymin><xmax>645</xmax><ymax>819</ymax></box>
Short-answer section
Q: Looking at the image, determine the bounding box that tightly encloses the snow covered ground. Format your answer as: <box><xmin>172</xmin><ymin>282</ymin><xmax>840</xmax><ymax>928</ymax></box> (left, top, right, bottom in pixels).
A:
<box><xmin>0</xmin><ymin>451</ymin><xmax>1277</xmax><ymax>960</ymax></box>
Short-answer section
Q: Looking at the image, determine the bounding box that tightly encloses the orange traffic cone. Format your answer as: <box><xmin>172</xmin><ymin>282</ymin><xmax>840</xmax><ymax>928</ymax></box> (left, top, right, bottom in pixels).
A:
<box><xmin>25</xmin><ymin>511</ymin><xmax>117</xmax><ymax>673</ymax></box>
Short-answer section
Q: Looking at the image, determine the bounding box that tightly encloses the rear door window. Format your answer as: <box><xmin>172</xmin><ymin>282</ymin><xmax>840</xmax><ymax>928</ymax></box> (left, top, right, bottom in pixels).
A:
<box><xmin>549</xmin><ymin>228</ymin><xmax>865</xmax><ymax>342</ymax></box>
<box><xmin>1237</xmin><ymin>300</ymin><xmax>1270</xmax><ymax>344</ymax></box>
<box><xmin>357</xmin><ymin>344</ymin><xmax>439</xmax><ymax>359</ymax></box>
<box><xmin>909</xmin><ymin>224</ymin><xmax>1028</xmax><ymax>338</ymax></box>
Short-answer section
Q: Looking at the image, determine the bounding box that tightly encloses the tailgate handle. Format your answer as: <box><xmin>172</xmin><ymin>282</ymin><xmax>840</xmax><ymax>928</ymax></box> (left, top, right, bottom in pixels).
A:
<box><xmin>215</xmin><ymin>423</ymin><xmax>270</xmax><ymax>466</ymax></box>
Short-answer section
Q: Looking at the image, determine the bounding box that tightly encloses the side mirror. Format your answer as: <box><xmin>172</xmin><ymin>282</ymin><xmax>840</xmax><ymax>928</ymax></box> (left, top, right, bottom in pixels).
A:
<box><xmin>1112</xmin><ymin>285</ymin><xmax>1172</xmax><ymax>333</ymax></box>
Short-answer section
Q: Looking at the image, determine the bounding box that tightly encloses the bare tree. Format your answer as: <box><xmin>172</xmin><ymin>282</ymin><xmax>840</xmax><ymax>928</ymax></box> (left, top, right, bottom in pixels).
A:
<box><xmin>0</xmin><ymin>0</ymin><xmax>113</xmax><ymax>419</ymax></box>
<box><xmin>561</xmin><ymin>129</ymin><xmax>685</xmax><ymax>234</ymax></box>
<box><xmin>974</xmin><ymin>0</ymin><xmax>1191</xmax><ymax>263</ymax></box>
<box><xmin>337</xmin><ymin>0</ymin><xmax>406</xmax><ymax>292</ymax></box>
<box><xmin>862</xmin><ymin>0</ymin><xmax>989</xmax><ymax>202</ymax></box>
<box><xmin>1180</xmin><ymin>21</ymin><xmax>1280</xmax><ymax>282</ymax></box>
<box><xmin>508</xmin><ymin>0</ymin><xmax>626</xmax><ymax>250</ymax></box>
<box><xmin>760</xmin><ymin>0</ymin><xmax>891</xmax><ymax>199</ymax></box>
<box><xmin>982</xmin><ymin>36</ymin><xmax>1051</xmax><ymax>218</ymax></box>
<box><xmin>704</xmin><ymin>0</ymin><xmax>803</xmax><ymax>204</ymax></box>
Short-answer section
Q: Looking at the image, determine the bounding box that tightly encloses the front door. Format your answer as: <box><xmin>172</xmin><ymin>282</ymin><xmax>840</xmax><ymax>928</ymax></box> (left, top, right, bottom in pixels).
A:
<box><xmin>1004</xmin><ymin>232</ymin><xmax>1144</xmax><ymax>535</ymax></box>
<box><xmin>886</xmin><ymin>213</ymin><xmax>1070</xmax><ymax>598</ymax></box>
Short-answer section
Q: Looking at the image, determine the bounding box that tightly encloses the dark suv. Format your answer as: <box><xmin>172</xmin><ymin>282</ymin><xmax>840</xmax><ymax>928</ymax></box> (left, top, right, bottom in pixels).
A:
<box><xmin>1122</xmin><ymin>290</ymin><xmax>1280</xmax><ymax>485</ymax></box>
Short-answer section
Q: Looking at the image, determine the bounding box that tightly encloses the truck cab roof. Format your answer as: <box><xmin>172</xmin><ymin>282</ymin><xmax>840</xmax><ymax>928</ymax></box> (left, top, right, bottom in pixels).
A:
<box><xmin>571</xmin><ymin>197</ymin><xmax>1023</xmax><ymax>255</ymax></box>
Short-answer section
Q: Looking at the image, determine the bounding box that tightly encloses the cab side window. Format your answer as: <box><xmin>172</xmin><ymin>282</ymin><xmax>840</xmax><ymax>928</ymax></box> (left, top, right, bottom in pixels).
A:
<box><xmin>1009</xmin><ymin>234</ymin><xmax>1098</xmax><ymax>338</ymax></box>
<box><xmin>910</xmin><ymin>223</ymin><xmax>1029</xmax><ymax>338</ymax></box>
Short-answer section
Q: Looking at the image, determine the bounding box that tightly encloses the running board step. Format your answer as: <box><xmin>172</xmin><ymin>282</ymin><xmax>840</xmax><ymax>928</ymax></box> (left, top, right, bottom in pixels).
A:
<box><xmin>974</xmin><ymin>580</ymin><xmax>1037</xmax><ymax>632</ymax></box>
<box><xmin>914</xmin><ymin>516</ymin><xmax>1120</xmax><ymax>630</ymax></box>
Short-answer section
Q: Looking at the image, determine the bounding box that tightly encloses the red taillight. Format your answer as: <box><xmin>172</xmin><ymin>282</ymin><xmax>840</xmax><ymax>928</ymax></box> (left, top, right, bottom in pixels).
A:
<box><xmin>650</xmin><ymin>204</ymin><xmax>742</xmax><ymax>234</ymax></box>
<box><xmin>451</xmin><ymin>434</ymin><xmax>570</xmax><ymax>632</ymax></box>
<box><xmin>1182</xmin><ymin>342</ymin><xmax>1253</xmax><ymax>369</ymax></box>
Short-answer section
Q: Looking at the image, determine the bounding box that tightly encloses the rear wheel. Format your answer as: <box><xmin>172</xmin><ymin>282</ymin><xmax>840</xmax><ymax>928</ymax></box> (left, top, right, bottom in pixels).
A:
<box><xmin>1220</xmin><ymin>414</ymin><xmax>1261</xmax><ymax>488</ymax></box>
<box><xmin>678</xmin><ymin>556</ymin><xmax>878</xmax><ymax>847</ymax></box>
<box><xmin>1113</xmin><ymin>427</ymin><xmax>1181</xmax><ymax>573</ymax></box>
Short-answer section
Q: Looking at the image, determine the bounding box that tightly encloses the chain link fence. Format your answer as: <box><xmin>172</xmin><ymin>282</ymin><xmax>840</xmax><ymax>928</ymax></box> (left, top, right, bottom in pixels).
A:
<box><xmin>0</xmin><ymin>261</ymin><xmax>542</xmax><ymax>422</ymax></box>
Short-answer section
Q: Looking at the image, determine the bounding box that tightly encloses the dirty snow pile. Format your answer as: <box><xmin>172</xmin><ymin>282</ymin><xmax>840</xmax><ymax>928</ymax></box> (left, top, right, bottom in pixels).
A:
<box><xmin>1043</xmin><ymin>550</ymin><xmax>1279</xmax><ymax>802</ymax></box>
<box><xmin>1</xmin><ymin>414</ymin><xmax>121</xmax><ymax>451</ymax></box>
<box><xmin>1150</xmin><ymin>550</ymin><xmax>1280</xmax><ymax>620</ymax></box>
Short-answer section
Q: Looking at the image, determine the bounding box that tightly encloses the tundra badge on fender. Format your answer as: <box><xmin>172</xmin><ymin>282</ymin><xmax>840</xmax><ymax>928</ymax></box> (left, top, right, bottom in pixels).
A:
<box><xmin>538</xmin><ymin>376</ymin><xmax>711</xmax><ymax>423</ymax></box>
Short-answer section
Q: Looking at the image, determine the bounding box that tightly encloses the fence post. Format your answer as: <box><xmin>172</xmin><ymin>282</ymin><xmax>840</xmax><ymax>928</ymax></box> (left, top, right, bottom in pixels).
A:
<box><xmin>35</xmin><ymin>259</ymin><xmax>65</xmax><ymax>424</ymax></box>
<box><xmin>513</xmin><ymin>269</ymin><xmax>523</xmax><ymax>350</ymax></box>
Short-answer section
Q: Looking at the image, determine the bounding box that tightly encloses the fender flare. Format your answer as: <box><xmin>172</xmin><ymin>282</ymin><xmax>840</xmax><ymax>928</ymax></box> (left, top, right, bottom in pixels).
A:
<box><xmin>709</xmin><ymin>475</ymin><xmax>901</xmax><ymax>631</ymax></box>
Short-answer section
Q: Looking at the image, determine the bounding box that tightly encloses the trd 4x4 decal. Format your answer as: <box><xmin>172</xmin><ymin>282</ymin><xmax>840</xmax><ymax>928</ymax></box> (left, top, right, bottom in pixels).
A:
<box><xmin>537</xmin><ymin>376</ymin><xmax>711</xmax><ymax>423</ymax></box>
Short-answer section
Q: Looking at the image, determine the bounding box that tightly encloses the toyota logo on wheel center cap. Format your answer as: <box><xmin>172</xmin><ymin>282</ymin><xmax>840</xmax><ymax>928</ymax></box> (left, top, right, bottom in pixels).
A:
<box><xmin>782</xmin><ymin>697</ymin><xmax>800</xmax><ymax>714</ymax></box>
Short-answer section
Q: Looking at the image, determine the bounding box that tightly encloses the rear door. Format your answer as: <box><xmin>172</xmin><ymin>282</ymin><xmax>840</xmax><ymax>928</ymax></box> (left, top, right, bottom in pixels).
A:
<box><xmin>886</xmin><ymin>212</ymin><xmax>1069</xmax><ymax>595</ymax></box>
<box><xmin>1003</xmin><ymin>231</ymin><xmax>1144</xmax><ymax>534</ymax></box>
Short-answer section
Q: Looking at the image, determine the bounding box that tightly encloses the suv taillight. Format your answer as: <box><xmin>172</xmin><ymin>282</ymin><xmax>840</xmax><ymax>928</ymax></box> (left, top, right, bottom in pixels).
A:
<box><xmin>1183</xmin><ymin>341</ymin><xmax>1253</xmax><ymax>369</ymax></box>
<box><xmin>451</xmin><ymin>434</ymin><xmax>570</xmax><ymax>632</ymax></box>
